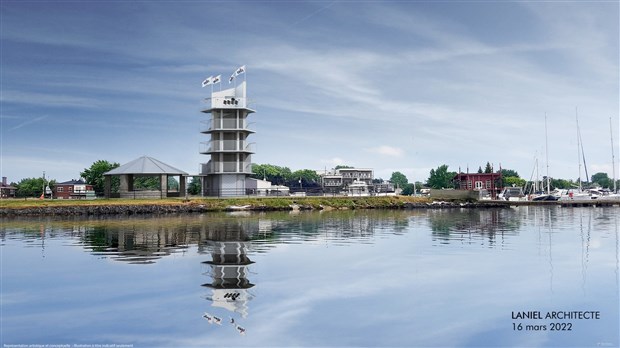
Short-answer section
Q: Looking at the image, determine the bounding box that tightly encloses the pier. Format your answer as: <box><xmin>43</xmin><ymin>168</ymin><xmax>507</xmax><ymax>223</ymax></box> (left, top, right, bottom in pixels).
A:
<box><xmin>486</xmin><ymin>199</ymin><xmax>620</xmax><ymax>207</ymax></box>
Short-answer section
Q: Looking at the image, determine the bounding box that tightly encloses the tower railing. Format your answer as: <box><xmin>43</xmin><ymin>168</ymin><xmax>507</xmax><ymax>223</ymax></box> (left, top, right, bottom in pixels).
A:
<box><xmin>200</xmin><ymin>119</ymin><xmax>252</xmax><ymax>132</ymax></box>
<box><xmin>199</xmin><ymin>141</ymin><xmax>255</xmax><ymax>154</ymax></box>
<box><xmin>201</xmin><ymin>161</ymin><xmax>253</xmax><ymax>174</ymax></box>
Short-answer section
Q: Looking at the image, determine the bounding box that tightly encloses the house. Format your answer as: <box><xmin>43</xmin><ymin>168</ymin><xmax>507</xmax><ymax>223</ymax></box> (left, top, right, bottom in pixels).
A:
<box><xmin>320</xmin><ymin>168</ymin><xmax>374</xmax><ymax>194</ymax></box>
<box><xmin>453</xmin><ymin>172</ymin><xmax>502</xmax><ymax>199</ymax></box>
<box><xmin>54</xmin><ymin>179</ymin><xmax>95</xmax><ymax>199</ymax></box>
<box><xmin>1</xmin><ymin>177</ymin><xmax>16</xmax><ymax>198</ymax></box>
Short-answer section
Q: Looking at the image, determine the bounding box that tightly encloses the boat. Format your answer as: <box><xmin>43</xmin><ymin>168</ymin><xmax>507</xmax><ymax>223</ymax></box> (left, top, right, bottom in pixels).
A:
<box><xmin>531</xmin><ymin>113</ymin><xmax>558</xmax><ymax>201</ymax></box>
<box><xmin>559</xmin><ymin>108</ymin><xmax>591</xmax><ymax>201</ymax></box>
<box><xmin>499</xmin><ymin>187</ymin><xmax>526</xmax><ymax>201</ymax></box>
<box><xmin>532</xmin><ymin>193</ymin><xmax>558</xmax><ymax>201</ymax></box>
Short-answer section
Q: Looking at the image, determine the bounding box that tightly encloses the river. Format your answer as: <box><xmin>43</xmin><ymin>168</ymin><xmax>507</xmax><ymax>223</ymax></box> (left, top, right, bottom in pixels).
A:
<box><xmin>1</xmin><ymin>206</ymin><xmax>618</xmax><ymax>347</ymax></box>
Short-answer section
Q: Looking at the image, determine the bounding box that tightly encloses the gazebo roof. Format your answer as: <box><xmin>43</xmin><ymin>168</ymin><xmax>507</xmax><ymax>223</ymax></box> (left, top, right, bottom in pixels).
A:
<box><xmin>104</xmin><ymin>156</ymin><xmax>188</xmax><ymax>176</ymax></box>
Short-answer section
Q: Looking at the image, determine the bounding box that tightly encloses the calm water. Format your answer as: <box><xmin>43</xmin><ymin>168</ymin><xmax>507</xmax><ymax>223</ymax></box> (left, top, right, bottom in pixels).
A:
<box><xmin>1</xmin><ymin>207</ymin><xmax>618</xmax><ymax>348</ymax></box>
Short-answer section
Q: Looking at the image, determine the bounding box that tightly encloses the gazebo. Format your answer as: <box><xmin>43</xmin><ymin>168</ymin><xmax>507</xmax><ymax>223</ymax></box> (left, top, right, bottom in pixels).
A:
<box><xmin>103</xmin><ymin>156</ymin><xmax>188</xmax><ymax>199</ymax></box>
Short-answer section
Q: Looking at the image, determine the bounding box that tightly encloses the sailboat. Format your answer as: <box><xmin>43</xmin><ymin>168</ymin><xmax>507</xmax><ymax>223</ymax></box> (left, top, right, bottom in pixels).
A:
<box><xmin>533</xmin><ymin>113</ymin><xmax>559</xmax><ymax>201</ymax></box>
<box><xmin>604</xmin><ymin>116</ymin><xmax>620</xmax><ymax>200</ymax></box>
<box><xmin>559</xmin><ymin>108</ymin><xmax>593</xmax><ymax>201</ymax></box>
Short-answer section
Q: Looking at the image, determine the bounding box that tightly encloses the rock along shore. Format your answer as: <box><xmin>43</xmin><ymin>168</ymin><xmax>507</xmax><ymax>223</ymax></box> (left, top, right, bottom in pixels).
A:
<box><xmin>0</xmin><ymin>199</ymin><xmax>509</xmax><ymax>217</ymax></box>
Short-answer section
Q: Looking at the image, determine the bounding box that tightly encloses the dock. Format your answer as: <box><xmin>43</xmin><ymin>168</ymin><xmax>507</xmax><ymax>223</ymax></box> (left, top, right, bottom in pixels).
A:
<box><xmin>485</xmin><ymin>199</ymin><xmax>620</xmax><ymax>207</ymax></box>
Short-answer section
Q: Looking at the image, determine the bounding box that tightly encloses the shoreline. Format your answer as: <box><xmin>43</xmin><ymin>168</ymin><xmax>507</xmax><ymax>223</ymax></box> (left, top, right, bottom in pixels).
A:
<box><xmin>0</xmin><ymin>196</ymin><xmax>508</xmax><ymax>217</ymax></box>
<box><xmin>3</xmin><ymin>196</ymin><xmax>618</xmax><ymax>217</ymax></box>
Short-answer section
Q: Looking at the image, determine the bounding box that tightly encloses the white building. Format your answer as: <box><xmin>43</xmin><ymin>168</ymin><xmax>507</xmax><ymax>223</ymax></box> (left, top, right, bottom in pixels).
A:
<box><xmin>320</xmin><ymin>168</ymin><xmax>374</xmax><ymax>194</ymax></box>
<box><xmin>245</xmin><ymin>178</ymin><xmax>289</xmax><ymax>196</ymax></box>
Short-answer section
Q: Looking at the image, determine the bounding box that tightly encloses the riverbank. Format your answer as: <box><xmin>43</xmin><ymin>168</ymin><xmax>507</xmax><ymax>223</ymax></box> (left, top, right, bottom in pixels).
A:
<box><xmin>0</xmin><ymin>196</ymin><xmax>509</xmax><ymax>217</ymax></box>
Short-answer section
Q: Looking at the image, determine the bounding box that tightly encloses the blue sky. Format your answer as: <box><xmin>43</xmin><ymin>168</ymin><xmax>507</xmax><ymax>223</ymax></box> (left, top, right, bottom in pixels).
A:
<box><xmin>1</xmin><ymin>1</ymin><xmax>618</xmax><ymax>184</ymax></box>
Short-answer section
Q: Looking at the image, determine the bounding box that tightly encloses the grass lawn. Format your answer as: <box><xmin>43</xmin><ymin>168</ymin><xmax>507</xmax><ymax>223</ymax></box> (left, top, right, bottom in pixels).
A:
<box><xmin>0</xmin><ymin>195</ymin><xmax>431</xmax><ymax>210</ymax></box>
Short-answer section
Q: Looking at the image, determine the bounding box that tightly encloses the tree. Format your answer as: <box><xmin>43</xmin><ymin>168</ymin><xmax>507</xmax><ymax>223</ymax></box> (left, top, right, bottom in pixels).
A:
<box><xmin>504</xmin><ymin>176</ymin><xmax>525</xmax><ymax>188</ymax></box>
<box><xmin>390</xmin><ymin>171</ymin><xmax>409</xmax><ymax>189</ymax></box>
<box><xmin>15</xmin><ymin>177</ymin><xmax>47</xmax><ymax>198</ymax></box>
<box><xmin>134</xmin><ymin>176</ymin><xmax>160</xmax><ymax>190</ymax></box>
<box><xmin>551</xmin><ymin>178</ymin><xmax>574</xmax><ymax>189</ymax></box>
<box><xmin>498</xmin><ymin>169</ymin><xmax>520</xmax><ymax>178</ymax></box>
<box><xmin>251</xmin><ymin>164</ymin><xmax>292</xmax><ymax>185</ymax></box>
<box><xmin>484</xmin><ymin>162</ymin><xmax>493</xmax><ymax>174</ymax></box>
<box><xmin>81</xmin><ymin>160</ymin><xmax>120</xmax><ymax>195</ymax></box>
<box><xmin>591</xmin><ymin>172</ymin><xmax>612</xmax><ymax>188</ymax></box>
<box><xmin>477</xmin><ymin>166</ymin><xmax>483</xmax><ymax>174</ymax></box>
<box><xmin>401</xmin><ymin>183</ymin><xmax>415</xmax><ymax>195</ymax></box>
<box><xmin>187</xmin><ymin>177</ymin><xmax>202</xmax><ymax>195</ymax></box>
<box><xmin>427</xmin><ymin>165</ymin><xmax>456</xmax><ymax>189</ymax></box>
<box><xmin>168</xmin><ymin>177</ymin><xmax>179</xmax><ymax>190</ymax></box>
<box><xmin>289</xmin><ymin>169</ymin><xmax>320</xmax><ymax>188</ymax></box>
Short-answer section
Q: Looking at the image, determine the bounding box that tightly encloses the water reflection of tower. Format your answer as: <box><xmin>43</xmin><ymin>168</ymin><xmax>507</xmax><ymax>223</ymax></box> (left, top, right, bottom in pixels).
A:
<box><xmin>202</xmin><ymin>238</ymin><xmax>255</xmax><ymax>319</ymax></box>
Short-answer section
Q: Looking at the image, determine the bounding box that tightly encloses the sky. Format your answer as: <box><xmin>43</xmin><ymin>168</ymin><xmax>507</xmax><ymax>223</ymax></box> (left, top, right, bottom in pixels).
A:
<box><xmin>1</xmin><ymin>0</ymin><xmax>619</xmax><ymax>185</ymax></box>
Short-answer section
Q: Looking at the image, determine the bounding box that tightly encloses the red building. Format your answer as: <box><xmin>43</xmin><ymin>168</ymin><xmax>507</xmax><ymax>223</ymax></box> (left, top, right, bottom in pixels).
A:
<box><xmin>453</xmin><ymin>172</ymin><xmax>502</xmax><ymax>199</ymax></box>
<box><xmin>54</xmin><ymin>179</ymin><xmax>94</xmax><ymax>199</ymax></box>
<box><xmin>1</xmin><ymin>177</ymin><xmax>17</xmax><ymax>198</ymax></box>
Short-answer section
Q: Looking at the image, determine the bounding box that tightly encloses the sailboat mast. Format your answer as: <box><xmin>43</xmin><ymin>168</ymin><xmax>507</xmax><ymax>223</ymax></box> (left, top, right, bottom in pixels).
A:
<box><xmin>611</xmin><ymin>117</ymin><xmax>617</xmax><ymax>193</ymax></box>
<box><xmin>545</xmin><ymin>113</ymin><xmax>550</xmax><ymax>194</ymax></box>
<box><xmin>576</xmin><ymin>107</ymin><xmax>582</xmax><ymax>191</ymax></box>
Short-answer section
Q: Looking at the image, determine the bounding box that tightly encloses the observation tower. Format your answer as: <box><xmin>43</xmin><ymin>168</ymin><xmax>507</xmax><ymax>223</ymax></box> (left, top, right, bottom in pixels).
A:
<box><xmin>200</xmin><ymin>81</ymin><xmax>255</xmax><ymax>196</ymax></box>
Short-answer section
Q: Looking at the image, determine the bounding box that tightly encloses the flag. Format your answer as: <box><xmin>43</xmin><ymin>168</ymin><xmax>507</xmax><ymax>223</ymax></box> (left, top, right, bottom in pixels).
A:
<box><xmin>212</xmin><ymin>75</ymin><xmax>221</xmax><ymax>84</ymax></box>
<box><xmin>201</xmin><ymin>76</ymin><xmax>213</xmax><ymax>87</ymax></box>
<box><xmin>234</xmin><ymin>65</ymin><xmax>246</xmax><ymax>76</ymax></box>
<box><xmin>229</xmin><ymin>65</ymin><xmax>246</xmax><ymax>83</ymax></box>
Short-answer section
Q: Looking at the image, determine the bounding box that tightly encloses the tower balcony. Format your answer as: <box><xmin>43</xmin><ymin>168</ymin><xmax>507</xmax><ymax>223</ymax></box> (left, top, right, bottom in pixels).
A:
<box><xmin>200</xmin><ymin>119</ymin><xmax>255</xmax><ymax>133</ymax></box>
<box><xmin>201</xmin><ymin>161</ymin><xmax>253</xmax><ymax>175</ymax></box>
<box><xmin>199</xmin><ymin>141</ymin><xmax>255</xmax><ymax>154</ymax></box>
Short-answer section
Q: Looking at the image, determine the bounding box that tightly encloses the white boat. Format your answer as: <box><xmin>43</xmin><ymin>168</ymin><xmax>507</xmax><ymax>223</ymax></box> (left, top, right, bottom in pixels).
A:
<box><xmin>499</xmin><ymin>187</ymin><xmax>526</xmax><ymax>201</ymax></box>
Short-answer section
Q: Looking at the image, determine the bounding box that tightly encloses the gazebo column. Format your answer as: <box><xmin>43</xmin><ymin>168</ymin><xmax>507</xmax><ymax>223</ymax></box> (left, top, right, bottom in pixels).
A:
<box><xmin>120</xmin><ymin>175</ymin><xmax>130</xmax><ymax>193</ymax></box>
<box><xmin>179</xmin><ymin>176</ymin><xmax>186</xmax><ymax>196</ymax></box>
<box><xmin>104</xmin><ymin>176</ymin><xmax>111</xmax><ymax>198</ymax></box>
<box><xmin>161</xmin><ymin>174</ymin><xmax>168</xmax><ymax>198</ymax></box>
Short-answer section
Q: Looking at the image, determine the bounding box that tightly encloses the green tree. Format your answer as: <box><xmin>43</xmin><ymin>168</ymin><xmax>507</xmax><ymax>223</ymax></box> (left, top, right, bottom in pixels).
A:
<box><xmin>484</xmin><ymin>162</ymin><xmax>493</xmax><ymax>173</ymax></box>
<box><xmin>251</xmin><ymin>164</ymin><xmax>292</xmax><ymax>185</ymax></box>
<box><xmin>551</xmin><ymin>178</ymin><xmax>574</xmax><ymax>189</ymax></box>
<box><xmin>499</xmin><ymin>169</ymin><xmax>520</xmax><ymax>178</ymax></box>
<box><xmin>591</xmin><ymin>172</ymin><xmax>612</xmax><ymax>188</ymax></box>
<box><xmin>427</xmin><ymin>165</ymin><xmax>456</xmax><ymax>189</ymax></box>
<box><xmin>15</xmin><ymin>177</ymin><xmax>55</xmax><ymax>198</ymax></box>
<box><xmin>390</xmin><ymin>171</ymin><xmax>409</xmax><ymax>189</ymax></box>
<box><xmin>289</xmin><ymin>169</ymin><xmax>320</xmax><ymax>187</ymax></box>
<box><xmin>134</xmin><ymin>176</ymin><xmax>160</xmax><ymax>190</ymax></box>
<box><xmin>81</xmin><ymin>160</ymin><xmax>120</xmax><ymax>195</ymax></box>
<box><xmin>187</xmin><ymin>177</ymin><xmax>202</xmax><ymax>195</ymax></box>
<box><xmin>401</xmin><ymin>183</ymin><xmax>415</xmax><ymax>195</ymax></box>
<box><xmin>167</xmin><ymin>177</ymin><xmax>179</xmax><ymax>190</ymax></box>
<box><xmin>477</xmin><ymin>166</ymin><xmax>483</xmax><ymax>174</ymax></box>
<box><xmin>504</xmin><ymin>176</ymin><xmax>525</xmax><ymax>188</ymax></box>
